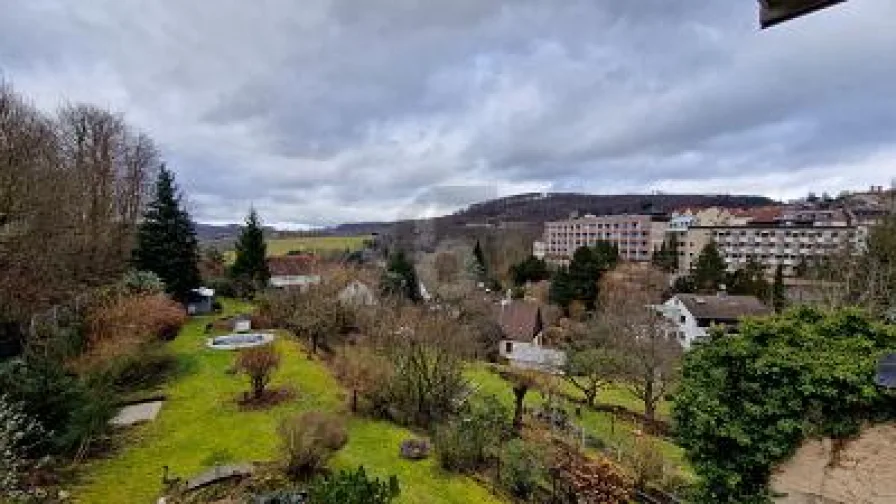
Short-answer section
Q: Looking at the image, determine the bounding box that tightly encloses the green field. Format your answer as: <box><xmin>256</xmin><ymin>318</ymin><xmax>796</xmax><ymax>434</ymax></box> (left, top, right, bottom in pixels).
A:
<box><xmin>73</xmin><ymin>301</ymin><xmax>503</xmax><ymax>504</ymax></box>
<box><xmin>265</xmin><ymin>235</ymin><xmax>371</xmax><ymax>256</ymax></box>
<box><xmin>221</xmin><ymin>235</ymin><xmax>371</xmax><ymax>262</ymax></box>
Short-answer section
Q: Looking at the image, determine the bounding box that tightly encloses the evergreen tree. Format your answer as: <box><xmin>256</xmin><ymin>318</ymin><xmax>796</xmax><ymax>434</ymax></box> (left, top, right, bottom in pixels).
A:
<box><xmin>132</xmin><ymin>165</ymin><xmax>201</xmax><ymax>301</ymax></box>
<box><xmin>566</xmin><ymin>242</ymin><xmax>619</xmax><ymax>311</ymax></box>
<box><xmin>651</xmin><ymin>237</ymin><xmax>679</xmax><ymax>273</ymax></box>
<box><xmin>691</xmin><ymin>242</ymin><xmax>726</xmax><ymax>293</ymax></box>
<box><xmin>549</xmin><ymin>266</ymin><xmax>574</xmax><ymax>311</ymax></box>
<box><xmin>772</xmin><ymin>264</ymin><xmax>787</xmax><ymax>313</ymax></box>
<box><xmin>381</xmin><ymin>250</ymin><xmax>421</xmax><ymax>302</ymax></box>
<box><xmin>230</xmin><ymin>208</ymin><xmax>270</xmax><ymax>293</ymax></box>
<box><xmin>509</xmin><ymin>256</ymin><xmax>550</xmax><ymax>286</ymax></box>
<box><xmin>727</xmin><ymin>257</ymin><xmax>770</xmax><ymax>299</ymax></box>
<box><xmin>472</xmin><ymin>240</ymin><xmax>487</xmax><ymax>279</ymax></box>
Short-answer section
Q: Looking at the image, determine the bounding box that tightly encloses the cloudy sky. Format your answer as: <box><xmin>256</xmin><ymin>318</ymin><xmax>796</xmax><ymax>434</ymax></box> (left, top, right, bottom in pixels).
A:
<box><xmin>1</xmin><ymin>1</ymin><xmax>893</xmax><ymax>227</ymax></box>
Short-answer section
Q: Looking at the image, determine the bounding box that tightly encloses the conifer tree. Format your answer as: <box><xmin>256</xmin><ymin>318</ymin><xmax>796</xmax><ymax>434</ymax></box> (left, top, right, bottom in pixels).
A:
<box><xmin>381</xmin><ymin>250</ymin><xmax>421</xmax><ymax>302</ymax></box>
<box><xmin>230</xmin><ymin>208</ymin><xmax>270</xmax><ymax>294</ymax></box>
<box><xmin>692</xmin><ymin>242</ymin><xmax>727</xmax><ymax>293</ymax></box>
<box><xmin>132</xmin><ymin>165</ymin><xmax>201</xmax><ymax>301</ymax></box>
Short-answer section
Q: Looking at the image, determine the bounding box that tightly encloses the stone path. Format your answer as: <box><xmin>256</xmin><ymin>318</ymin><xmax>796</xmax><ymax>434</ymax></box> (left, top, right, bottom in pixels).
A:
<box><xmin>109</xmin><ymin>401</ymin><xmax>164</xmax><ymax>427</ymax></box>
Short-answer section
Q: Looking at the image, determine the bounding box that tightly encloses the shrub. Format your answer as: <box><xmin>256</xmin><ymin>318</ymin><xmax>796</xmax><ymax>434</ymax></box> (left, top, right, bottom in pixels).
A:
<box><xmin>621</xmin><ymin>435</ymin><xmax>666</xmax><ymax>489</ymax></box>
<box><xmin>1</xmin><ymin>395</ymin><xmax>46</xmax><ymax>501</ymax></box>
<box><xmin>91</xmin><ymin>344</ymin><xmax>177</xmax><ymax>392</ymax></box>
<box><xmin>278</xmin><ymin>412</ymin><xmax>348</xmax><ymax>478</ymax></box>
<box><xmin>0</xmin><ymin>357</ymin><xmax>112</xmax><ymax>455</ymax></box>
<box><xmin>500</xmin><ymin>439</ymin><xmax>545</xmax><ymax>500</ymax></box>
<box><xmin>434</xmin><ymin>396</ymin><xmax>510</xmax><ymax>472</ymax></box>
<box><xmin>553</xmin><ymin>445</ymin><xmax>633</xmax><ymax>504</ymax></box>
<box><xmin>674</xmin><ymin>308</ymin><xmax>896</xmax><ymax>503</ymax></box>
<box><xmin>331</xmin><ymin>347</ymin><xmax>393</xmax><ymax>414</ymax></box>
<box><xmin>121</xmin><ymin>270</ymin><xmax>165</xmax><ymax>295</ymax></box>
<box><xmin>75</xmin><ymin>294</ymin><xmax>186</xmax><ymax>372</ymax></box>
<box><xmin>235</xmin><ymin>345</ymin><xmax>281</xmax><ymax>400</ymax></box>
<box><xmin>308</xmin><ymin>466</ymin><xmax>399</xmax><ymax>504</ymax></box>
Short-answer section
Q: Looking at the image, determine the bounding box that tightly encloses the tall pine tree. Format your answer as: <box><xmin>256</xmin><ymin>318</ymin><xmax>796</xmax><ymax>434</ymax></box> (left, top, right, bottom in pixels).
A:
<box><xmin>472</xmin><ymin>239</ymin><xmax>487</xmax><ymax>279</ymax></box>
<box><xmin>692</xmin><ymin>241</ymin><xmax>727</xmax><ymax>293</ymax></box>
<box><xmin>230</xmin><ymin>208</ymin><xmax>270</xmax><ymax>294</ymax></box>
<box><xmin>132</xmin><ymin>165</ymin><xmax>201</xmax><ymax>301</ymax></box>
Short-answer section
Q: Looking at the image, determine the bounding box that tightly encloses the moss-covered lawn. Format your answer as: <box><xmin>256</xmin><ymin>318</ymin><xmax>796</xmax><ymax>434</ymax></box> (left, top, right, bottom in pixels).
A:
<box><xmin>73</xmin><ymin>302</ymin><xmax>503</xmax><ymax>504</ymax></box>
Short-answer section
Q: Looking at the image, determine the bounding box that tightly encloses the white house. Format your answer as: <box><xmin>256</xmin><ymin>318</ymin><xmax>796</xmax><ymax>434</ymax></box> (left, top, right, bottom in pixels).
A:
<box><xmin>496</xmin><ymin>299</ymin><xmax>566</xmax><ymax>374</ymax></box>
<box><xmin>267</xmin><ymin>255</ymin><xmax>321</xmax><ymax>290</ymax></box>
<box><xmin>659</xmin><ymin>293</ymin><xmax>772</xmax><ymax>348</ymax></box>
<box><xmin>337</xmin><ymin>280</ymin><xmax>377</xmax><ymax>307</ymax></box>
<box><xmin>499</xmin><ymin>340</ymin><xmax>566</xmax><ymax>374</ymax></box>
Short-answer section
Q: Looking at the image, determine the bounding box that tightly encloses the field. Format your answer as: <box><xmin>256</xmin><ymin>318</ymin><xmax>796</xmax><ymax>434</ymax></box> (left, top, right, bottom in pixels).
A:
<box><xmin>73</xmin><ymin>301</ymin><xmax>503</xmax><ymax>504</ymax></box>
<box><xmin>264</xmin><ymin>235</ymin><xmax>371</xmax><ymax>256</ymax></box>
<box><xmin>220</xmin><ymin>235</ymin><xmax>371</xmax><ymax>262</ymax></box>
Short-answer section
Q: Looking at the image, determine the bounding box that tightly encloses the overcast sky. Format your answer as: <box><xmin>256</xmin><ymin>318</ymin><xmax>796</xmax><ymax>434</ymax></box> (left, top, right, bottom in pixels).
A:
<box><xmin>2</xmin><ymin>1</ymin><xmax>893</xmax><ymax>227</ymax></box>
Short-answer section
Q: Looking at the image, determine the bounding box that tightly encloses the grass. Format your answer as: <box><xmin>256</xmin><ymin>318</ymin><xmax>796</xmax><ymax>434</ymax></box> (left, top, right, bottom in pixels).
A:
<box><xmin>464</xmin><ymin>363</ymin><xmax>691</xmax><ymax>476</ymax></box>
<box><xmin>265</xmin><ymin>235</ymin><xmax>370</xmax><ymax>256</ymax></box>
<box><xmin>223</xmin><ymin>235</ymin><xmax>371</xmax><ymax>262</ymax></box>
<box><xmin>73</xmin><ymin>301</ymin><xmax>503</xmax><ymax>504</ymax></box>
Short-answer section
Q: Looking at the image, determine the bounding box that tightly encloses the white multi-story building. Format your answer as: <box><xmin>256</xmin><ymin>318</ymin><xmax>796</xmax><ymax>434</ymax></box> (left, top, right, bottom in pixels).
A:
<box><xmin>677</xmin><ymin>225</ymin><xmax>867</xmax><ymax>276</ymax></box>
<box><xmin>543</xmin><ymin>214</ymin><xmax>668</xmax><ymax>265</ymax></box>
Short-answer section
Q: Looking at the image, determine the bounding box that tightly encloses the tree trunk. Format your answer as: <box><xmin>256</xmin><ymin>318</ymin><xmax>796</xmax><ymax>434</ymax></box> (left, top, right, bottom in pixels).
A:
<box><xmin>512</xmin><ymin>385</ymin><xmax>528</xmax><ymax>435</ymax></box>
<box><xmin>351</xmin><ymin>389</ymin><xmax>358</xmax><ymax>413</ymax></box>
<box><xmin>643</xmin><ymin>379</ymin><xmax>656</xmax><ymax>425</ymax></box>
<box><xmin>585</xmin><ymin>389</ymin><xmax>597</xmax><ymax>409</ymax></box>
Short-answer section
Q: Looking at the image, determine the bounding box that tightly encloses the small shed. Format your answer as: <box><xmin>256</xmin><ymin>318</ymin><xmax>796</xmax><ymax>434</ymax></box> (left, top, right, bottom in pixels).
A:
<box><xmin>186</xmin><ymin>287</ymin><xmax>215</xmax><ymax>315</ymax></box>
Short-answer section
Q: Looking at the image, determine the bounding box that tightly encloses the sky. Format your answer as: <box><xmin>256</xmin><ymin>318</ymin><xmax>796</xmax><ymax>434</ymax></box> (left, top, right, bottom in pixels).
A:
<box><xmin>1</xmin><ymin>1</ymin><xmax>894</xmax><ymax>228</ymax></box>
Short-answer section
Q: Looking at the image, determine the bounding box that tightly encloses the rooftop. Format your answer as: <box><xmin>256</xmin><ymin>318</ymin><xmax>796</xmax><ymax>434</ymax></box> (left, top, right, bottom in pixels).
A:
<box><xmin>674</xmin><ymin>293</ymin><xmax>771</xmax><ymax>321</ymax></box>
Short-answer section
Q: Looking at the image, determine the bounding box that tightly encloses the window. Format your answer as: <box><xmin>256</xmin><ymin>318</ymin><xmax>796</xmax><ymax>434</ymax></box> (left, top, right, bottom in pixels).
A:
<box><xmin>680</xmin><ymin>315</ymin><xmax>686</xmax><ymax>324</ymax></box>
<box><xmin>505</xmin><ymin>342</ymin><xmax>513</xmax><ymax>354</ymax></box>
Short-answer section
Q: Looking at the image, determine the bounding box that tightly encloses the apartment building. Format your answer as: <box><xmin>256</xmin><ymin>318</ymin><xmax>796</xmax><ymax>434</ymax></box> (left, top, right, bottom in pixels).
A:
<box><xmin>543</xmin><ymin>214</ymin><xmax>668</xmax><ymax>265</ymax></box>
<box><xmin>677</xmin><ymin>224</ymin><xmax>868</xmax><ymax>276</ymax></box>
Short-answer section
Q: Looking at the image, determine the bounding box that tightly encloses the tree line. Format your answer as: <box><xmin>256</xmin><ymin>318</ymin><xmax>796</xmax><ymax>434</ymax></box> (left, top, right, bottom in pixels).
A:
<box><xmin>1</xmin><ymin>83</ymin><xmax>161</xmax><ymax>353</ymax></box>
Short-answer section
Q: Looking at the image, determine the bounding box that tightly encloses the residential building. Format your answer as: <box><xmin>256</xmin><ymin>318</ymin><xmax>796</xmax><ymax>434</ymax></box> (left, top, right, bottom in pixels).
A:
<box><xmin>268</xmin><ymin>255</ymin><xmax>322</xmax><ymax>289</ymax></box>
<box><xmin>667</xmin><ymin>207</ymin><xmax>734</xmax><ymax>234</ymax></box>
<box><xmin>532</xmin><ymin>240</ymin><xmax>546</xmax><ymax>259</ymax></box>
<box><xmin>543</xmin><ymin>214</ymin><xmax>668</xmax><ymax>265</ymax></box>
<box><xmin>677</xmin><ymin>224</ymin><xmax>868</xmax><ymax>276</ymax></box>
<box><xmin>337</xmin><ymin>280</ymin><xmax>377</xmax><ymax>307</ymax></box>
<box><xmin>660</xmin><ymin>293</ymin><xmax>771</xmax><ymax>347</ymax></box>
<box><xmin>495</xmin><ymin>299</ymin><xmax>565</xmax><ymax>373</ymax></box>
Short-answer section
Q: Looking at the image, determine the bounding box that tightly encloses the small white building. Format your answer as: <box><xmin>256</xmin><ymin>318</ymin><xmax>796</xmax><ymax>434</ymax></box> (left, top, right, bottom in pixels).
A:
<box><xmin>338</xmin><ymin>280</ymin><xmax>377</xmax><ymax>307</ymax></box>
<box><xmin>499</xmin><ymin>340</ymin><xmax>566</xmax><ymax>374</ymax></box>
<box><xmin>659</xmin><ymin>293</ymin><xmax>772</xmax><ymax>348</ymax></box>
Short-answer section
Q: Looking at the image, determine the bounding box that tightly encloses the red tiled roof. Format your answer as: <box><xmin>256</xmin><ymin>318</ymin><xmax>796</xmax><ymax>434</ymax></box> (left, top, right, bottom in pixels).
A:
<box><xmin>267</xmin><ymin>255</ymin><xmax>316</xmax><ymax>276</ymax></box>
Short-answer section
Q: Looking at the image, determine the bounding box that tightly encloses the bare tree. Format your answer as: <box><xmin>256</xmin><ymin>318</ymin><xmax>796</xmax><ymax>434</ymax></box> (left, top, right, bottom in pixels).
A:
<box><xmin>0</xmin><ymin>83</ymin><xmax>159</xmax><ymax>349</ymax></box>
<box><xmin>562</xmin><ymin>320</ymin><xmax>620</xmax><ymax>408</ymax></box>
<box><xmin>600</xmin><ymin>266</ymin><xmax>682</xmax><ymax>423</ymax></box>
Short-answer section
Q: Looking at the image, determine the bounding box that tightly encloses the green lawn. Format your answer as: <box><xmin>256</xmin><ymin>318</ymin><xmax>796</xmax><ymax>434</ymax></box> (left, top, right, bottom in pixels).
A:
<box><xmin>73</xmin><ymin>301</ymin><xmax>503</xmax><ymax>504</ymax></box>
<box><xmin>266</xmin><ymin>235</ymin><xmax>371</xmax><ymax>256</ymax></box>
<box><xmin>464</xmin><ymin>364</ymin><xmax>691</xmax><ymax>476</ymax></box>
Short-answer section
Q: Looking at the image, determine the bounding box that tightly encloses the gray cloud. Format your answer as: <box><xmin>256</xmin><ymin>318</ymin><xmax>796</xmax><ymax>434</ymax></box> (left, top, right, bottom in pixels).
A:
<box><xmin>1</xmin><ymin>0</ymin><xmax>893</xmax><ymax>226</ymax></box>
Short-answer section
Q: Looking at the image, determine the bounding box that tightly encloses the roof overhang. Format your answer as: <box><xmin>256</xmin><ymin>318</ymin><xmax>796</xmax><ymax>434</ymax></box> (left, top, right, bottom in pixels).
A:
<box><xmin>758</xmin><ymin>0</ymin><xmax>846</xmax><ymax>29</ymax></box>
